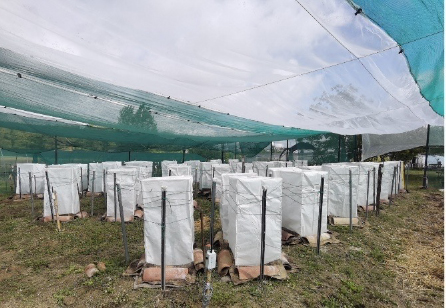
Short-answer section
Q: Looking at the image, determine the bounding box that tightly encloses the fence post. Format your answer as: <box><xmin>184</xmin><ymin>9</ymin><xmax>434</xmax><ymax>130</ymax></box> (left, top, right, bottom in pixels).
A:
<box><xmin>117</xmin><ymin>184</ymin><xmax>129</xmax><ymax>264</ymax></box>
<box><xmin>29</xmin><ymin>172</ymin><xmax>34</xmax><ymax>219</ymax></box>
<box><xmin>349</xmin><ymin>169</ymin><xmax>353</xmax><ymax>231</ymax></box>
<box><xmin>260</xmin><ymin>187</ymin><xmax>267</xmax><ymax>281</ymax></box>
<box><xmin>376</xmin><ymin>164</ymin><xmax>383</xmax><ymax>216</ymax></box>
<box><xmin>389</xmin><ymin>166</ymin><xmax>396</xmax><ymax>206</ymax></box>
<box><xmin>423</xmin><ymin>124</ymin><xmax>430</xmax><ymax>188</ymax></box>
<box><xmin>18</xmin><ymin>167</ymin><xmax>21</xmax><ymax>199</ymax></box>
<box><xmin>365</xmin><ymin>170</ymin><xmax>370</xmax><ymax>220</ymax></box>
<box><xmin>161</xmin><ymin>187</ymin><xmax>167</xmax><ymax>291</ymax></box>
<box><xmin>103</xmin><ymin>169</ymin><xmax>107</xmax><ymax>210</ymax></box>
<box><xmin>114</xmin><ymin>173</ymin><xmax>117</xmax><ymax>221</ymax></box>
<box><xmin>373</xmin><ymin>167</ymin><xmax>376</xmax><ymax>212</ymax></box>
<box><xmin>316</xmin><ymin>177</ymin><xmax>325</xmax><ymax>255</ymax></box>
<box><xmin>45</xmin><ymin>171</ymin><xmax>54</xmax><ymax>221</ymax></box>
<box><xmin>90</xmin><ymin>171</ymin><xmax>95</xmax><ymax>216</ymax></box>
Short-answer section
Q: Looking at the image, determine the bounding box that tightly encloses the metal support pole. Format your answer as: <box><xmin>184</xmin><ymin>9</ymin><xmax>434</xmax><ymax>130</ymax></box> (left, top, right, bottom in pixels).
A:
<box><xmin>18</xmin><ymin>167</ymin><xmax>21</xmax><ymax>199</ymax></box>
<box><xmin>29</xmin><ymin>172</ymin><xmax>34</xmax><ymax>219</ymax></box>
<box><xmin>221</xmin><ymin>144</ymin><xmax>224</xmax><ymax>163</ymax></box>
<box><xmin>45</xmin><ymin>171</ymin><xmax>54</xmax><ymax>220</ymax></box>
<box><xmin>405</xmin><ymin>165</ymin><xmax>409</xmax><ymax>193</ymax></box>
<box><xmin>349</xmin><ymin>169</ymin><xmax>353</xmax><ymax>231</ymax></box>
<box><xmin>316</xmin><ymin>177</ymin><xmax>324</xmax><ymax>255</ymax></box>
<box><xmin>34</xmin><ymin>175</ymin><xmax>37</xmax><ymax>197</ymax></box>
<box><xmin>423</xmin><ymin>124</ymin><xmax>430</xmax><ymax>188</ymax></box>
<box><xmin>270</xmin><ymin>142</ymin><xmax>273</xmax><ymax>161</ymax></box>
<box><xmin>265</xmin><ymin>165</ymin><xmax>269</xmax><ymax>177</ymax></box>
<box><xmin>182</xmin><ymin>149</ymin><xmax>186</xmax><ymax>163</ymax></box>
<box><xmin>103</xmin><ymin>169</ymin><xmax>107</xmax><ymax>209</ymax></box>
<box><xmin>389</xmin><ymin>166</ymin><xmax>396</xmax><ymax>206</ymax></box>
<box><xmin>397</xmin><ymin>163</ymin><xmax>401</xmax><ymax>193</ymax></box>
<box><xmin>194</xmin><ymin>167</ymin><xmax>198</xmax><ymax>198</ymax></box>
<box><xmin>242</xmin><ymin>162</ymin><xmax>245</xmax><ymax>173</ymax></box>
<box><xmin>365</xmin><ymin>170</ymin><xmax>370</xmax><ymax>220</ymax></box>
<box><xmin>376</xmin><ymin>164</ymin><xmax>383</xmax><ymax>216</ymax></box>
<box><xmin>373</xmin><ymin>167</ymin><xmax>376</xmax><ymax>212</ymax></box>
<box><xmin>80</xmin><ymin>168</ymin><xmax>83</xmax><ymax>197</ymax></box>
<box><xmin>210</xmin><ymin>181</ymin><xmax>216</xmax><ymax>252</ymax></box>
<box><xmin>90</xmin><ymin>171</ymin><xmax>95</xmax><ymax>216</ymax></box>
<box><xmin>260</xmin><ymin>187</ymin><xmax>267</xmax><ymax>281</ymax></box>
<box><xmin>128</xmin><ymin>151</ymin><xmax>131</xmax><ymax>162</ymax></box>
<box><xmin>161</xmin><ymin>187</ymin><xmax>167</xmax><ymax>291</ymax></box>
<box><xmin>114</xmin><ymin>173</ymin><xmax>117</xmax><ymax>221</ymax></box>
<box><xmin>117</xmin><ymin>184</ymin><xmax>129</xmax><ymax>264</ymax></box>
<box><xmin>286</xmin><ymin>140</ymin><xmax>289</xmax><ymax>162</ymax></box>
<box><xmin>12</xmin><ymin>165</ymin><xmax>16</xmax><ymax>195</ymax></box>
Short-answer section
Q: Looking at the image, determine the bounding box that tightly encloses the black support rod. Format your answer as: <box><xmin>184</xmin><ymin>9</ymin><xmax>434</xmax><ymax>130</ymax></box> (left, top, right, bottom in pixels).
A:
<box><xmin>316</xmin><ymin>177</ymin><xmax>325</xmax><ymax>255</ymax></box>
<box><xmin>423</xmin><ymin>125</ymin><xmax>430</xmax><ymax>188</ymax></box>
<box><xmin>260</xmin><ymin>187</ymin><xmax>267</xmax><ymax>281</ymax></box>
<box><xmin>161</xmin><ymin>188</ymin><xmax>167</xmax><ymax>291</ymax></box>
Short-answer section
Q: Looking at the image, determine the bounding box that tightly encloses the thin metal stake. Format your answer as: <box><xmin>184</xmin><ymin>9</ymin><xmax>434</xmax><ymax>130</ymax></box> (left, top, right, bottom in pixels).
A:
<box><xmin>365</xmin><ymin>170</ymin><xmax>370</xmax><ymax>220</ymax></box>
<box><xmin>18</xmin><ymin>167</ymin><xmax>21</xmax><ymax>199</ymax></box>
<box><xmin>316</xmin><ymin>177</ymin><xmax>325</xmax><ymax>255</ymax></box>
<box><xmin>91</xmin><ymin>171</ymin><xmax>95</xmax><ymax>216</ymax></box>
<box><xmin>389</xmin><ymin>166</ymin><xmax>396</xmax><ymax>206</ymax></box>
<box><xmin>34</xmin><ymin>175</ymin><xmax>37</xmax><ymax>197</ymax></box>
<box><xmin>161</xmin><ymin>187</ymin><xmax>167</xmax><ymax>291</ymax></box>
<box><xmin>376</xmin><ymin>164</ymin><xmax>383</xmax><ymax>216</ymax></box>
<box><xmin>45</xmin><ymin>171</ymin><xmax>54</xmax><ymax>220</ymax></box>
<box><xmin>114</xmin><ymin>173</ymin><xmax>117</xmax><ymax>221</ymax></box>
<box><xmin>349</xmin><ymin>169</ymin><xmax>353</xmax><ymax>231</ymax></box>
<box><xmin>260</xmin><ymin>187</ymin><xmax>267</xmax><ymax>281</ymax></box>
<box><xmin>29</xmin><ymin>172</ymin><xmax>34</xmax><ymax>219</ymax></box>
<box><xmin>117</xmin><ymin>184</ymin><xmax>129</xmax><ymax>264</ymax></box>
<box><xmin>103</xmin><ymin>169</ymin><xmax>107</xmax><ymax>209</ymax></box>
<box><xmin>373</xmin><ymin>167</ymin><xmax>376</xmax><ymax>212</ymax></box>
<box><xmin>405</xmin><ymin>164</ymin><xmax>410</xmax><ymax>193</ymax></box>
<box><xmin>210</xmin><ymin>181</ymin><xmax>216</xmax><ymax>252</ymax></box>
<box><xmin>242</xmin><ymin>162</ymin><xmax>245</xmax><ymax>173</ymax></box>
<box><xmin>80</xmin><ymin>167</ymin><xmax>83</xmax><ymax>197</ymax></box>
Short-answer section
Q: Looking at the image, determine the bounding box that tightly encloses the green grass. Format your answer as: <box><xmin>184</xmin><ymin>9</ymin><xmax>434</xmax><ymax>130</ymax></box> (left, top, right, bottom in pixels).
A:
<box><xmin>0</xmin><ymin>171</ymin><xmax>442</xmax><ymax>307</ymax></box>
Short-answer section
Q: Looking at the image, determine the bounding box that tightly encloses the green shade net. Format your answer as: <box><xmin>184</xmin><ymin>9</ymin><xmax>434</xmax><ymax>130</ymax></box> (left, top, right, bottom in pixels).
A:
<box><xmin>348</xmin><ymin>0</ymin><xmax>444</xmax><ymax>116</ymax></box>
<box><xmin>0</xmin><ymin>48</ymin><xmax>322</xmax><ymax>154</ymax></box>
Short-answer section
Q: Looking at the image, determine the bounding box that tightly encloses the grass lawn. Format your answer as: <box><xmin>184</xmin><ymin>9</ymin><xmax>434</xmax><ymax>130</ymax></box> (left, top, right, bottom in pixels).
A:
<box><xmin>0</xmin><ymin>172</ymin><xmax>443</xmax><ymax>307</ymax></box>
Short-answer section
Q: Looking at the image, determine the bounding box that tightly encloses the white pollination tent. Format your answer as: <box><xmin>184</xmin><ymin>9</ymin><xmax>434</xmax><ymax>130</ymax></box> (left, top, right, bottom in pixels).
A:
<box><xmin>48</xmin><ymin>164</ymin><xmax>82</xmax><ymax>194</ymax></box>
<box><xmin>383</xmin><ymin>161</ymin><xmax>402</xmax><ymax>198</ymax></box>
<box><xmin>105</xmin><ymin>168</ymin><xmax>138</xmax><ymax>221</ymax></box>
<box><xmin>228</xmin><ymin>159</ymin><xmax>239</xmax><ymax>173</ymax></box>
<box><xmin>168</xmin><ymin>164</ymin><xmax>191</xmax><ymax>176</ymax></box>
<box><xmin>294</xmin><ymin>160</ymin><xmax>309</xmax><ymax>167</ymax></box>
<box><xmin>226</xmin><ymin>176</ymin><xmax>282</xmax><ymax>266</ymax></box>
<box><xmin>88</xmin><ymin>163</ymin><xmax>103</xmax><ymax>192</ymax></box>
<box><xmin>321</xmin><ymin>164</ymin><xmax>359</xmax><ymax>218</ymax></box>
<box><xmin>16</xmin><ymin>163</ymin><xmax>46</xmax><ymax>194</ymax></box>
<box><xmin>236</xmin><ymin>162</ymin><xmax>253</xmax><ymax>173</ymax></box>
<box><xmin>185</xmin><ymin>160</ymin><xmax>201</xmax><ymax>182</ymax></box>
<box><xmin>270</xmin><ymin>168</ymin><xmax>328</xmax><ymax>237</ymax></box>
<box><xmin>125</xmin><ymin>161</ymin><xmax>153</xmax><ymax>177</ymax></box>
<box><xmin>123</xmin><ymin>165</ymin><xmax>152</xmax><ymax>207</ymax></box>
<box><xmin>43</xmin><ymin>167</ymin><xmax>80</xmax><ymax>217</ymax></box>
<box><xmin>212</xmin><ymin>164</ymin><xmax>232</xmax><ymax>200</ymax></box>
<box><xmin>161</xmin><ymin>160</ymin><xmax>177</xmax><ymax>177</ymax></box>
<box><xmin>220</xmin><ymin>173</ymin><xmax>258</xmax><ymax>240</ymax></box>
<box><xmin>199</xmin><ymin>162</ymin><xmax>213</xmax><ymax>189</ymax></box>
<box><xmin>253</xmin><ymin>161</ymin><xmax>277</xmax><ymax>177</ymax></box>
<box><xmin>349</xmin><ymin>162</ymin><xmax>379</xmax><ymax>206</ymax></box>
<box><xmin>210</xmin><ymin>159</ymin><xmax>222</xmax><ymax>164</ymax></box>
<box><xmin>141</xmin><ymin>176</ymin><xmax>194</xmax><ymax>265</ymax></box>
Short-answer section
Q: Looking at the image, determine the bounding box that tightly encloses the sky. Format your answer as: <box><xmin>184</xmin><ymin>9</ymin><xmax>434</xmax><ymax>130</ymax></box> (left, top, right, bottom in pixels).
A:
<box><xmin>0</xmin><ymin>0</ymin><xmax>442</xmax><ymax>136</ymax></box>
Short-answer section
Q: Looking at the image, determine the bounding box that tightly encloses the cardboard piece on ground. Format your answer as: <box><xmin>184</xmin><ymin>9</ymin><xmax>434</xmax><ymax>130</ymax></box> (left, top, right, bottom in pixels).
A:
<box><xmin>281</xmin><ymin>229</ymin><xmax>301</xmax><ymax>245</ymax></box>
<box><xmin>193</xmin><ymin>248</ymin><xmax>204</xmax><ymax>272</ymax></box>
<box><xmin>229</xmin><ymin>259</ymin><xmax>287</xmax><ymax>285</ymax></box>
<box><xmin>329</xmin><ymin>217</ymin><xmax>361</xmax><ymax>226</ymax></box>
<box><xmin>301</xmin><ymin>232</ymin><xmax>340</xmax><ymax>247</ymax></box>
<box><xmin>217</xmin><ymin>249</ymin><xmax>233</xmax><ymax>276</ymax></box>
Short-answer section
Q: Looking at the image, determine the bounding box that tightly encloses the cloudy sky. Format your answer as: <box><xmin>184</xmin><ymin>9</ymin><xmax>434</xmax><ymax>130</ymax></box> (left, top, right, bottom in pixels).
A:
<box><xmin>0</xmin><ymin>0</ymin><xmax>442</xmax><ymax>135</ymax></box>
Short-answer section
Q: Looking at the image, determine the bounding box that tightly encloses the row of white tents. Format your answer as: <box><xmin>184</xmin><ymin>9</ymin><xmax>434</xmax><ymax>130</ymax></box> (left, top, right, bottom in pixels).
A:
<box><xmin>14</xmin><ymin>159</ymin><xmax>403</xmax><ymax>267</ymax></box>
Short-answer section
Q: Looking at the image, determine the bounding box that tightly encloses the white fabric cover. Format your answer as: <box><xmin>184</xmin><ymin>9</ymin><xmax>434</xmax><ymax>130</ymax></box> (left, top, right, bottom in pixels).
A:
<box><xmin>168</xmin><ymin>164</ymin><xmax>191</xmax><ymax>176</ymax></box>
<box><xmin>382</xmin><ymin>161</ymin><xmax>401</xmax><ymax>198</ymax></box>
<box><xmin>122</xmin><ymin>165</ymin><xmax>152</xmax><ymax>206</ymax></box>
<box><xmin>349</xmin><ymin>162</ymin><xmax>380</xmax><ymax>206</ymax></box>
<box><xmin>185</xmin><ymin>160</ymin><xmax>201</xmax><ymax>182</ymax></box>
<box><xmin>125</xmin><ymin>161</ymin><xmax>153</xmax><ymax>177</ymax></box>
<box><xmin>321</xmin><ymin>164</ymin><xmax>359</xmax><ymax>218</ymax></box>
<box><xmin>141</xmin><ymin>176</ymin><xmax>194</xmax><ymax>266</ymax></box>
<box><xmin>48</xmin><ymin>164</ymin><xmax>82</xmax><ymax>194</ymax></box>
<box><xmin>106</xmin><ymin>168</ymin><xmax>137</xmax><ymax>221</ymax></box>
<box><xmin>199</xmin><ymin>162</ymin><xmax>213</xmax><ymax>189</ymax></box>
<box><xmin>226</xmin><ymin>176</ymin><xmax>282</xmax><ymax>266</ymax></box>
<box><xmin>228</xmin><ymin>159</ymin><xmax>239</xmax><ymax>173</ymax></box>
<box><xmin>88</xmin><ymin>163</ymin><xmax>103</xmax><ymax>192</ymax></box>
<box><xmin>236</xmin><ymin>162</ymin><xmax>253</xmax><ymax>173</ymax></box>
<box><xmin>161</xmin><ymin>160</ymin><xmax>177</xmax><ymax>177</ymax></box>
<box><xmin>270</xmin><ymin>167</ymin><xmax>328</xmax><ymax>237</ymax></box>
<box><xmin>210</xmin><ymin>159</ymin><xmax>222</xmax><ymax>164</ymax></box>
<box><xmin>220</xmin><ymin>173</ymin><xmax>258</xmax><ymax>240</ymax></box>
<box><xmin>294</xmin><ymin>160</ymin><xmax>308</xmax><ymax>167</ymax></box>
<box><xmin>253</xmin><ymin>161</ymin><xmax>278</xmax><ymax>177</ymax></box>
<box><xmin>1</xmin><ymin>1</ymin><xmax>442</xmax><ymax>135</ymax></box>
<box><xmin>16</xmin><ymin>163</ymin><xmax>46</xmax><ymax>194</ymax></box>
<box><xmin>43</xmin><ymin>167</ymin><xmax>80</xmax><ymax>216</ymax></box>
<box><xmin>212</xmin><ymin>164</ymin><xmax>232</xmax><ymax>200</ymax></box>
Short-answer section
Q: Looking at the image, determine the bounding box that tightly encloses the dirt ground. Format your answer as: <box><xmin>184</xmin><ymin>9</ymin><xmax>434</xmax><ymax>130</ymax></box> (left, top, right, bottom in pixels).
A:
<box><xmin>0</xmin><ymin>177</ymin><xmax>443</xmax><ymax>307</ymax></box>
